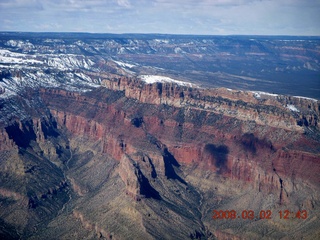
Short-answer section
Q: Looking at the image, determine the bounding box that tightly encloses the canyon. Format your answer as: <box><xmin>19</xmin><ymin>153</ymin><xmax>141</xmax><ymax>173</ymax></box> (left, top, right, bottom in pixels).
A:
<box><xmin>0</xmin><ymin>33</ymin><xmax>319</xmax><ymax>239</ymax></box>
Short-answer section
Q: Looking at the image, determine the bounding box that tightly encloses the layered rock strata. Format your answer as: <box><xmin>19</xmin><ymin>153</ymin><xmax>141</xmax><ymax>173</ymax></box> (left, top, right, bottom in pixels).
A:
<box><xmin>41</xmin><ymin>79</ymin><xmax>320</xmax><ymax>201</ymax></box>
<box><xmin>0</xmin><ymin>77</ymin><xmax>319</xmax><ymax>239</ymax></box>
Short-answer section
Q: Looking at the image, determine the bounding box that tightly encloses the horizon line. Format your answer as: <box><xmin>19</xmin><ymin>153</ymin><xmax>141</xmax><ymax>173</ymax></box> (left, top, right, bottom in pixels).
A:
<box><xmin>1</xmin><ymin>31</ymin><xmax>320</xmax><ymax>38</ymax></box>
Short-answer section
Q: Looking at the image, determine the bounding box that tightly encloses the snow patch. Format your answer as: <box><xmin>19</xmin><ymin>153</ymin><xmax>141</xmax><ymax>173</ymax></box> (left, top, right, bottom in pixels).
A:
<box><xmin>0</xmin><ymin>49</ymin><xmax>42</xmax><ymax>65</ymax></box>
<box><xmin>5</xmin><ymin>40</ymin><xmax>34</xmax><ymax>49</ymax></box>
<box><xmin>46</xmin><ymin>55</ymin><xmax>93</xmax><ymax>70</ymax></box>
<box><xmin>254</xmin><ymin>92</ymin><xmax>261</xmax><ymax>98</ymax></box>
<box><xmin>174</xmin><ymin>47</ymin><xmax>185</xmax><ymax>54</ymax></box>
<box><xmin>113</xmin><ymin>60</ymin><xmax>136</xmax><ymax>68</ymax></box>
<box><xmin>118</xmin><ymin>47</ymin><xmax>126</xmax><ymax>54</ymax></box>
<box><xmin>286</xmin><ymin>104</ymin><xmax>299</xmax><ymax>112</ymax></box>
<box><xmin>252</xmin><ymin>91</ymin><xmax>279</xmax><ymax>97</ymax></box>
<box><xmin>154</xmin><ymin>39</ymin><xmax>169</xmax><ymax>44</ymax></box>
<box><xmin>139</xmin><ymin>75</ymin><xmax>194</xmax><ymax>87</ymax></box>
<box><xmin>74</xmin><ymin>72</ymin><xmax>93</xmax><ymax>83</ymax></box>
<box><xmin>44</xmin><ymin>39</ymin><xmax>64</xmax><ymax>43</ymax></box>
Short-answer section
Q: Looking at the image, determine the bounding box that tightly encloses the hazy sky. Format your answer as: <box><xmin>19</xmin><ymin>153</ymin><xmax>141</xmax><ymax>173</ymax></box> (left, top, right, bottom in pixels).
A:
<box><xmin>0</xmin><ymin>0</ymin><xmax>319</xmax><ymax>35</ymax></box>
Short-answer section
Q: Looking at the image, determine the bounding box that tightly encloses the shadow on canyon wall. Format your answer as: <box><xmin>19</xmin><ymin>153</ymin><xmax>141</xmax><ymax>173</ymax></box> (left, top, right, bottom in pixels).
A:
<box><xmin>163</xmin><ymin>148</ymin><xmax>187</xmax><ymax>185</ymax></box>
<box><xmin>240</xmin><ymin>133</ymin><xmax>274</xmax><ymax>154</ymax></box>
<box><xmin>204</xmin><ymin>144</ymin><xmax>229</xmax><ymax>173</ymax></box>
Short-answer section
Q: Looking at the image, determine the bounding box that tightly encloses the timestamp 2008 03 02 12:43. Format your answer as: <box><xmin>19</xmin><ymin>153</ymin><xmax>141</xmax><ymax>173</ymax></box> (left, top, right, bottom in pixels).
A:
<box><xmin>212</xmin><ymin>210</ymin><xmax>308</xmax><ymax>220</ymax></box>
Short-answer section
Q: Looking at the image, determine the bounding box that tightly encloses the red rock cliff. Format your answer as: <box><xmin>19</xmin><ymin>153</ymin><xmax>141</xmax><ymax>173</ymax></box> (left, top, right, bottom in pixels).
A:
<box><xmin>101</xmin><ymin>77</ymin><xmax>319</xmax><ymax>131</ymax></box>
<box><xmin>40</xmin><ymin>79</ymin><xmax>320</xmax><ymax>202</ymax></box>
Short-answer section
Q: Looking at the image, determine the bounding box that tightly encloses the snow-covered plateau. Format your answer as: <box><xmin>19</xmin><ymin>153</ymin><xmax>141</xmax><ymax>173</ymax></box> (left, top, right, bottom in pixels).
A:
<box><xmin>0</xmin><ymin>49</ymin><xmax>99</xmax><ymax>99</ymax></box>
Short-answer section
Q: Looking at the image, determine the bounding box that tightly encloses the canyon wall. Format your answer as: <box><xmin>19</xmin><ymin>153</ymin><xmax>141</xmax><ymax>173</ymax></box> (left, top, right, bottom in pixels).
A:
<box><xmin>40</xmin><ymin>80</ymin><xmax>320</xmax><ymax>203</ymax></box>
<box><xmin>102</xmin><ymin>77</ymin><xmax>319</xmax><ymax>131</ymax></box>
<box><xmin>1</xmin><ymin>79</ymin><xmax>319</xmax><ymax>239</ymax></box>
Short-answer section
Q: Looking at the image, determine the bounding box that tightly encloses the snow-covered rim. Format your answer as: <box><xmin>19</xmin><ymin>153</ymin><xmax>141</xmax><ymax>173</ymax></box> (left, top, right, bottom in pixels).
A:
<box><xmin>252</xmin><ymin>91</ymin><xmax>318</xmax><ymax>101</ymax></box>
<box><xmin>252</xmin><ymin>91</ymin><xmax>279</xmax><ymax>98</ymax></box>
<box><xmin>139</xmin><ymin>74</ymin><xmax>195</xmax><ymax>87</ymax></box>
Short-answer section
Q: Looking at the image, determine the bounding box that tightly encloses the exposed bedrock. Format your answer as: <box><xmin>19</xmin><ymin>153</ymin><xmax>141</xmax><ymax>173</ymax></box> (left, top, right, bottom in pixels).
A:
<box><xmin>0</xmin><ymin>121</ymin><xmax>70</xmax><ymax>239</ymax></box>
<box><xmin>1</xmin><ymin>79</ymin><xmax>319</xmax><ymax>239</ymax></box>
<box><xmin>118</xmin><ymin>153</ymin><xmax>161</xmax><ymax>201</ymax></box>
<box><xmin>40</xmin><ymin>82</ymin><xmax>320</xmax><ymax>202</ymax></box>
<box><xmin>102</xmin><ymin>77</ymin><xmax>319</xmax><ymax>130</ymax></box>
